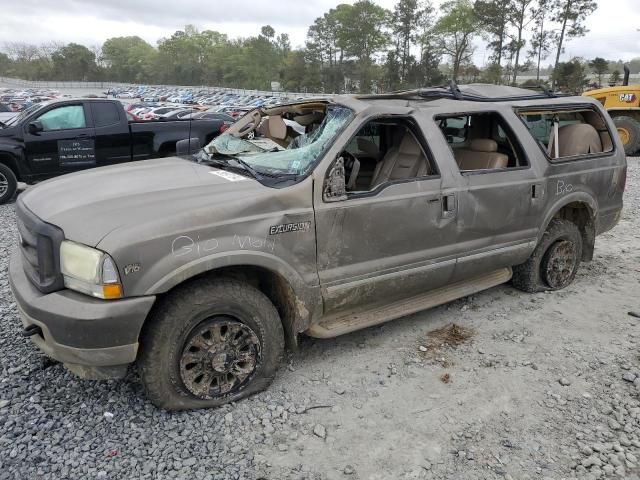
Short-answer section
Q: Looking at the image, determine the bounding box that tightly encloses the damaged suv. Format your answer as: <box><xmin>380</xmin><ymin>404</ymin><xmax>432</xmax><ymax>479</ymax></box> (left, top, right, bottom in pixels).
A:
<box><xmin>9</xmin><ymin>84</ymin><xmax>626</xmax><ymax>410</ymax></box>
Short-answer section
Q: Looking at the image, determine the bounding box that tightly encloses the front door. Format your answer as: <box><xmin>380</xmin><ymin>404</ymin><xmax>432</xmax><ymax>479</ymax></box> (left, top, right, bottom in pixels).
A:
<box><xmin>24</xmin><ymin>103</ymin><xmax>96</xmax><ymax>177</ymax></box>
<box><xmin>314</xmin><ymin>117</ymin><xmax>459</xmax><ymax>316</ymax></box>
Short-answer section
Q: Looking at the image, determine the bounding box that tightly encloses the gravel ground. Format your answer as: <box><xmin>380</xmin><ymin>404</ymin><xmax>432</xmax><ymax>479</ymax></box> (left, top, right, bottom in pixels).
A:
<box><xmin>0</xmin><ymin>158</ymin><xmax>638</xmax><ymax>480</ymax></box>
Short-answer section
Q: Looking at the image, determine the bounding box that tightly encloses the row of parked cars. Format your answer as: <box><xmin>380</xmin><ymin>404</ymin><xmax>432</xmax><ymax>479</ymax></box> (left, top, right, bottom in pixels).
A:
<box><xmin>107</xmin><ymin>85</ymin><xmax>294</xmax><ymax>109</ymax></box>
<box><xmin>123</xmin><ymin>103</ymin><xmax>238</xmax><ymax>128</ymax></box>
<box><xmin>0</xmin><ymin>88</ymin><xmax>64</xmax><ymax>123</ymax></box>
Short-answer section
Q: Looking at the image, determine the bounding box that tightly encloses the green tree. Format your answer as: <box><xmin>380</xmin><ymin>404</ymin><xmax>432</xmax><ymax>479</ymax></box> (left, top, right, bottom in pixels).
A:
<box><xmin>528</xmin><ymin>0</ymin><xmax>554</xmax><ymax>81</ymax></box>
<box><xmin>306</xmin><ymin>5</ymin><xmax>352</xmax><ymax>93</ymax></box>
<box><xmin>412</xmin><ymin>2</ymin><xmax>443</xmax><ymax>87</ymax></box>
<box><xmin>0</xmin><ymin>52</ymin><xmax>13</xmax><ymax>76</ymax></box>
<box><xmin>383</xmin><ymin>50</ymin><xmax>402</xmax><ymax>90</ymax></box>
<box><xmin>390</xmin><ymin>0</ymin><xmax>425</xmax><ymax>86</ymax></box>
<box><xmin>3</xmin><ymin>42</ymin><xmax>53</xmax><ymax>80</ymax></box>
<box><xmin>589</xmin><ymin>57</ymin><xmax>608</xmax><ymax>87</ymax></box>
<box><xmin>551</xmin><ymin>0</ymin><xmax>597</xmax><ymax>87</ymax></box>
<box><xmin>339</xmin><ymin>0</ymin><xmax>389</xmax><ymax>92</ymax></box>
<box><xmin>507</xmin><ymin>0</ymin><xmax>536</xmax><ymax>85</ymax></box>
<box><xmin>474</xmin><ymin>0</ymin><xmax>512</xmax><ymax>78</ymax></box>
<box><xmin>609</xmin><ymin>69</ymin><xmax>621</xmax><ymax>85</ymax></box>
<box><xmin>481</xmin><ymin>63</ymin><xmax>504</xmax><ymax>83</ymax></box>
<box><xmin>102</xmin><ymin>36</ymin><xmax>156</xmax><ymax>83</ymax></box>
<box><xmin>552</xmin><ymin>58</ymin><xmax>587</xmax><ymax>93</ymax></box>
<box><xmin>281</xmin><ymin>50</ymin><xmax>307</xmax><ymax>91</ymax></box>
<box><xmin>51</xmin><ymin>43</ymin><xmax>96</xmax><ymax>81</ymax></box>
<box><xmin>433</xmin><ymin>0</ymin><xmax>478</xmax><ymax>82</ymax></box>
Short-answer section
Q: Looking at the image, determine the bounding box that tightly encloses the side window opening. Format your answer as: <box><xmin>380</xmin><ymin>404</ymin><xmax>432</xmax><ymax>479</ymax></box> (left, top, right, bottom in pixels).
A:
<box><xmin>91</xmin><ymin>102</ymin><xmax>120</xmax><ymax>128</ymax></box>
<box><xmin>436</xmin><ymin>112</ymin><xmax>528</xmax><ymax>173</ymax></box>
<box><xmin>517</xmin><ymin>108</ymin><xmax>614</xmax><ymax>160</ymax></box>
<box><xmin>339</xmin><ymin>118</ymin><xmax>437</xmax><ymax>193</ymax></box>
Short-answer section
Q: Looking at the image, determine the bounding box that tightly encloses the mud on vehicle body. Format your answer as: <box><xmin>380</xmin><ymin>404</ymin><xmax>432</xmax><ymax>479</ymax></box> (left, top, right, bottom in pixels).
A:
<box><xmin>9</xmin><ymin>84</ymin><xmax>626</xmax><ymax>410</ymax></box>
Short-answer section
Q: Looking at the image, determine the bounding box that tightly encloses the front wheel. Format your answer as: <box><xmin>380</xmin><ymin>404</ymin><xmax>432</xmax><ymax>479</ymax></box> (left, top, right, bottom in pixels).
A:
<box><xmin>138</xmin><ymin>278</ymin><xmax>284</xmax><ymax>410</ymax></box>
<box><xmin>0</xmin><ymin>164</ymin><xmax>17</xmax><ymax>205</ymax></box>
<box><xmin>512</xmin><ymin>219</ymin><xmax>583</xmax><ymax>293</ymax></box>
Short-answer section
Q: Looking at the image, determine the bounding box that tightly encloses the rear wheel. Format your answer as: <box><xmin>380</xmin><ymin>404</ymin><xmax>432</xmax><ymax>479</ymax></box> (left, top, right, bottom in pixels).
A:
<box><xmin>0</xmin><ymin>164</ymin><xmax>17</xmax><ymax>205</ymax></box>
<box><xmin>138</xmin><ymin>278</ymin><xmax>284</xmax><ymax>410</ymax></box>
<box><xmin>512</xmin><ymin>219</ymin><xmax>583</xmax><ymax>293</ymax></box>
<box><xmin>613</xmin><ymin>116</ymin><xmax>640</xmax><ymax>156</ymax></box>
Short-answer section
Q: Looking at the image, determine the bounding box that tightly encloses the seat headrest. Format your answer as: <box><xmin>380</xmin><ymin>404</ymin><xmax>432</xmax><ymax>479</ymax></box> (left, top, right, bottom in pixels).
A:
<box><xmin>398</xmin><ymin>132</ymin><xmax>421</xmax><ymax>155</ymax></box>
<box><xmin>293</xmin><ymin>111</ymin><xmax>324</xmax><ymax>126</ymax></box>
<box><xmin>266</xmin><ymin>115</ymin><xmax>287</xmax><ymax>140</ymax></box>
<box><xmin>470</xmin><ymin>139</ymin><xmax>498</xmax><ymax>152</ymax></box>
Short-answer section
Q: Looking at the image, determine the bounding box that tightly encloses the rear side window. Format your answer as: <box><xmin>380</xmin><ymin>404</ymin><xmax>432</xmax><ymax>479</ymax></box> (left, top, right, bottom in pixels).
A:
<box><xmin>435</xmin><ymin>112</ymin><xmax>529</xmax><ymax>173</ymax></box>
<box><xmin>517</xmin><ymin>107</ymin><xmax>614</xmax><ymax>160</ymax></box>
<box><xmin>91</xmin><ymin>103</ymin><xmax>120</xmax><ymax>127</ymax></box>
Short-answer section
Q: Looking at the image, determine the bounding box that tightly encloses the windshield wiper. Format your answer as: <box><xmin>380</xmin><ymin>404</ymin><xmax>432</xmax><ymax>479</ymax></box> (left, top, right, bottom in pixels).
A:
<box><xmin>200</xmin><ymin>152</ymin><xmax>263</xmax><ymax>181</ymax></box>
<box><xmin>230</xmin><ymin>157</ymin><xmax>264</xmax><ymax>180</ymax></box>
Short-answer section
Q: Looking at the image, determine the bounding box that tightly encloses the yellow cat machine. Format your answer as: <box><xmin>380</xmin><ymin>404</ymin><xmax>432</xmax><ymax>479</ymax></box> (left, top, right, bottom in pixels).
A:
<box><xmin>584</xmin><ymin>66</ymin><xmax>640</xmax><ymax>155</ymax></box>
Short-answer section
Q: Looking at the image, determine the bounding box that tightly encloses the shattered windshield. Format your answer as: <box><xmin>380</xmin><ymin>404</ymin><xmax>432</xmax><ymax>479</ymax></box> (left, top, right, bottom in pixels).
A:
<box><xmin>204</xmin><ymin>106</ymin><xmax>353</xmax><ymax>176</ymax></box>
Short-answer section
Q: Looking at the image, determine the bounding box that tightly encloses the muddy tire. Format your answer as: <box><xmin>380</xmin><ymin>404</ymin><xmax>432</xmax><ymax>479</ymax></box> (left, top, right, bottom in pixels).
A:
<box><xmin>613</xmin><ymin>116</ymin><xmax>640</xmax><ymax>156</ymax></box>
<box><xmin>512</xmin><ymin>219</ymin><xmax>583</xmax><ymax>293</ymax></box>
<box><xmin>138</xmin><ymin>278</ymin><xmax>284</xmax><ymax>410</ymax></box>
<box><xmin>0</xmin><ymin>163</ymin><xmax>17</xmax><ymax>205</ymax></box>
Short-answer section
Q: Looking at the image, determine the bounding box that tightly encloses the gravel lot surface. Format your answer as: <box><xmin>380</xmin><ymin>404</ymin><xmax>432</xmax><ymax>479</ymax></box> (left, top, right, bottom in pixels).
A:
<box><xmin>0</xmin><ymin>158</ymin><xmax>638</xmax><ymax>480</ymax></box>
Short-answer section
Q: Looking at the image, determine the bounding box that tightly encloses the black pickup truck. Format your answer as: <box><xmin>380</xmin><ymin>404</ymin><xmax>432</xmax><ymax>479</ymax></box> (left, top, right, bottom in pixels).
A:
<box><xmin>0</xmin><ymin>98</ymin><xmax>224</xmax><ymax>203</ymax></box>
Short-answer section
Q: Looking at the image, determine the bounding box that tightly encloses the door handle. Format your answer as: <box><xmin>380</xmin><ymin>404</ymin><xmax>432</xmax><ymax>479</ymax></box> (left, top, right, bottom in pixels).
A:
<box><xmin>76</xmin><ymin>133</ymin><xmax>90</xmax><ymax>138</ymax></box>
<box><xmin>442</xmin><ymin>194</ymin><xmax>457</xmax><ymax>218</ymax></box>
<box><xmin>531</xmin><ymin>183</ymin><xmax>543</xmax><ymax>199</ymax></box>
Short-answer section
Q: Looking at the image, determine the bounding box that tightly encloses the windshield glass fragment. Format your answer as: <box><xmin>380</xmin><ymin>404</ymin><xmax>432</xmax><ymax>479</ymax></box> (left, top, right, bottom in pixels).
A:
<box><xmin>204</xmin><ymin>106</ymin><xmax>353</xmax><ymax>177</ymax></box>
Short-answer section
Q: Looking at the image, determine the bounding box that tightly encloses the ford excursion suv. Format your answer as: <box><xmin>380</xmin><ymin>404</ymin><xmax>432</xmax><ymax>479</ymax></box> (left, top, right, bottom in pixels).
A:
<box><xmin>9</xmin><ymin>84</ymin><xmax>626</xmax><ymax>410</ymax></box>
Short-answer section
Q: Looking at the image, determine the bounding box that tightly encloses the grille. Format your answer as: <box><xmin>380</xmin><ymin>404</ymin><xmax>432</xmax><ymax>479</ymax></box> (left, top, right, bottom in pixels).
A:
<box><xmin>16</xmin><ymin>198</ymin><xmax>65</xmax><ymax>294</ymax></box>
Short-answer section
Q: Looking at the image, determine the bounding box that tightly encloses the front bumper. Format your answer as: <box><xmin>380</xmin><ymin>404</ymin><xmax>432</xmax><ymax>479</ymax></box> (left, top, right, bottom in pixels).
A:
<box><xmin>9</xmin><ymin>249</ymin><xmax>156</xmax><ymax>373</ymax></box>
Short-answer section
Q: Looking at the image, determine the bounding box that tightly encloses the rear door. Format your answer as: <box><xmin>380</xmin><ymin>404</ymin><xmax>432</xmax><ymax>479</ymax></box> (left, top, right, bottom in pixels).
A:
<box><xmin>431</xmin><ymin>109</ymin><xmax>542</xmax><ymax>280</ymax></box>
<box><xmin>23</xmin><ymin>103</ymin><xmax>97</xmax><ymax>177</ymax></box>
<box><xmin>90</xmin><ymin>101</ymin><xmax>132</xmax><ymax>166</ymax></box>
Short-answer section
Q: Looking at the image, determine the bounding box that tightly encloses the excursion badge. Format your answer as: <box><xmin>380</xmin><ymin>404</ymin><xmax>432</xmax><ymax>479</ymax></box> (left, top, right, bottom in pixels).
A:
<box><xmin>269</xmin><ymin>221</ymin><xmax>311</xmax><ymax>235</ymax></box>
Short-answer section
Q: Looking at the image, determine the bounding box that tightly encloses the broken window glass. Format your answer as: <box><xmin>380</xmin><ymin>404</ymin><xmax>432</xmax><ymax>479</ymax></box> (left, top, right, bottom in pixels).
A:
<box><xmin>204</xmin><ymin>106</ymin><xmax>353</xmax><ymax>176</ymax></box>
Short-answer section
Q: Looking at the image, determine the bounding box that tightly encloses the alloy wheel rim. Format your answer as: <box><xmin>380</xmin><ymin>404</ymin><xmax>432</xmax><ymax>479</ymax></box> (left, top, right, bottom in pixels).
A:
<box><xmin>0</xmin><ymin>172</ymin><xmax>8</xmax><ymax>197</ymax></box>
<box><xmin>543</xmin><ymin>240</ymin><xmax>577</xmax><ymax>289</ymax></box>
<box><xmin>179</xmin><ymin>317</ymin><xmax>261</xmax><ymax>400</ymax></box>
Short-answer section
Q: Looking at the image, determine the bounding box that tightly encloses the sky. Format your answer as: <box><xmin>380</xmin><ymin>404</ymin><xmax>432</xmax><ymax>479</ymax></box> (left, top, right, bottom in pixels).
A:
<box><xmin>1</xmin><ymin>0</ymin><xmax>639</xmax><ymax>66</ymax></box>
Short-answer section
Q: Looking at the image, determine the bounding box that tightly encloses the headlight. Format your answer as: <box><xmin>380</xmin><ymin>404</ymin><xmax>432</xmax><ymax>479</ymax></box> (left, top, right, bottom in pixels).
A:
<box><xmin>60</xmin><ymin>241</ymin><xmax>123</xmax><ymax>299</ymax></box>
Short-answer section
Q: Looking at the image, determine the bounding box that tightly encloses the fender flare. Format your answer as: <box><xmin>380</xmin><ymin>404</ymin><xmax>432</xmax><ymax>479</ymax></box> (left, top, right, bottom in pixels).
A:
<box><xmin>143</xmin><ymin>249</ymin><xmax>320</xmax><ymax>331</ymax></box>
<box><xmin>538</xmin><ymin>191</ymin><xmax>597</xmax><ymax>243</ymax></box>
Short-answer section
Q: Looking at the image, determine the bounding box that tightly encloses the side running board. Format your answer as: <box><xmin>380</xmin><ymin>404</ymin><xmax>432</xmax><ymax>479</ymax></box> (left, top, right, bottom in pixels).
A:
<box><xmin>306</xmin><ymin>268</ymin><xmax>512</xmax><ymax>339</ymax></box>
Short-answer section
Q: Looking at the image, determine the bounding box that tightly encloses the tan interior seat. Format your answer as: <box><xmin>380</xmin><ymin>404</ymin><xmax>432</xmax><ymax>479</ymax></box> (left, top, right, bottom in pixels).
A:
<box><xmin>454</xmin><ymin>139</ymin><xmax>509</xmax><ymax>170</ymax></box>
<box><xmin>370</xmin><ymin>132</ymin><xmax>427</xmax><ymax>188</ymax></box>
<box><xmin>357</xmin><ymin>138</ymin><xmax>381</xmax><ymax>161</ymax></box>
<box><xmin>258</xmin><ymin>115</ymin><xmax>288</xmax><ymax>147</ymax></box>
<box><xmin>548</xmin><ymin>123</ymin><xmax>603</xmax><ymax>158</ymax></box>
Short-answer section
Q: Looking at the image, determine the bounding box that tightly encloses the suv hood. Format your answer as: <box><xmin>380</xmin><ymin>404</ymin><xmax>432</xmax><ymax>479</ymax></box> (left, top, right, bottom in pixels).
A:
<box><xmin>20</xmin><ymin>157</ymin><xmax>265</xmax><ymax>246</ymax></box>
